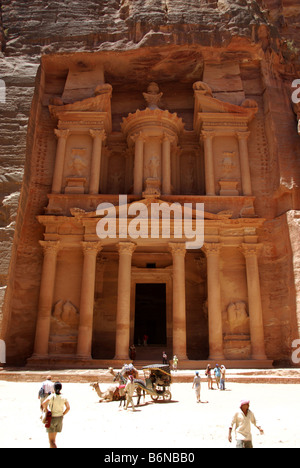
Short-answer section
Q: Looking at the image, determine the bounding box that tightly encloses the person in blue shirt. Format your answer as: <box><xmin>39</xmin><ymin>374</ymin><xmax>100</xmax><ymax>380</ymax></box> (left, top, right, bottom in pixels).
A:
<box><xmin>214</xmin><ymin>364</ymin><xmax>221</xmax><ymax>389</ymax></box>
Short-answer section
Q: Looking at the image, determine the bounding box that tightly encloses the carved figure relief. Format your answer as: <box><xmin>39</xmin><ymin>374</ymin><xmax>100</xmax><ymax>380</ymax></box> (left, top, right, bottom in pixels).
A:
<box><xmin>69</xmin><ymin>149</ymin><xmax>88</xmax><ymax>176</ymax></box>
<box><xmin>148</xmin><ymin>156</ymin><xmax>160</xmax><ymax>179</ymax></box>
<box><xmin>143</xmin><ymin>82</ymin><xmax>163</xmax><ymax>109</ymax></box>
<box><xmin>221</xmin><ymin>152</ymin><xmax>237</xmax><ymax>174</ymax></box>
<box><xmin>52</xmin><ymin>300</ymin><xmax>80</xmax><ymax>331</ymax></box>
<box><xmin>107</xmin><ymin>153</ymin><xmax>126</xmax><ymax>194</ymax></box>
<box><xmin>226</xmin><ymin>301</ymin><xmax>249</xmax><ymax>335</ymax></box>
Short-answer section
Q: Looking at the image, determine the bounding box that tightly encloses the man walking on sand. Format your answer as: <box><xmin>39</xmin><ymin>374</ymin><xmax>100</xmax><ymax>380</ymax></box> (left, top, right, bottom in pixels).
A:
<box><xmin>192</xmin><ymin>372</ymin><xmax>201</xmax><ymax>403</ymax></box>
<box><xmin>124</xmin><ymin>375</ymin><xmax>136</xmax><ymax>412</ymax></box>
<box><xmin>228</xmin><ymin>400</ymin><xmax>264</xmax><ymax>448</ymax></box>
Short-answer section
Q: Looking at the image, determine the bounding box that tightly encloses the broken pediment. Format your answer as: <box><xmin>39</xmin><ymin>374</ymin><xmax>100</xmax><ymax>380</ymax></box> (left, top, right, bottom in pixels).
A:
<box><xmin>49</xmin><ymin>83</ymin><xmax>113</xmax><ymax>133</ymax></box>
<box><xmin>193</xmin><ymin>81</ymin><xmax>258</xmax><ymax>134</ymax></box>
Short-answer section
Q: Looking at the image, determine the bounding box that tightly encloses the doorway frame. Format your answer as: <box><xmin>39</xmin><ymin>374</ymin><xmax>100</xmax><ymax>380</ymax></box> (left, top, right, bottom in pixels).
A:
<box><xmin>130</xmin><ymin>268</ymin><xmax>173</xmax><ymax>349</ymax></box>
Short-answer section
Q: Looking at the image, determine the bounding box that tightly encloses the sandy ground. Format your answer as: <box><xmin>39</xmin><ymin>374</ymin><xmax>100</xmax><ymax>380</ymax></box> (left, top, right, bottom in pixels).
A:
<box><xmin>0</xmin><ymin>380</ymin><xmax>299</xmax><ymax>449</ymax></box>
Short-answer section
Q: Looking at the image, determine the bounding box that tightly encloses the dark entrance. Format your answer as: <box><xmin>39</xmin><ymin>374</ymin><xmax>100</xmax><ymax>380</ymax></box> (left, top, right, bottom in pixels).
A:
<box><xmin>134</xmin><ymin>283</ymin><xmax>167</xmax><ymax>346</ymax></box>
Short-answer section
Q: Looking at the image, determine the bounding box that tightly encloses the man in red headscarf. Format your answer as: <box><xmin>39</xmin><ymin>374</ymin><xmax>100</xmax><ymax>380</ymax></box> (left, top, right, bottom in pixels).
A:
<box><xmin>228</xmin><ymin>400</ymin><xmax>264</xmax><ymax>448</ymax></box>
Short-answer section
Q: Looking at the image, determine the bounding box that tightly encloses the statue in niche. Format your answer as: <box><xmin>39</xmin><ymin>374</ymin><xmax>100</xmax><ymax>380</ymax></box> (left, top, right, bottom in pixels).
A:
<box><xmin>53</xmin><ymin>300</ymin><xmax>80</xmax><ymax>329</ymax></box>
<box><xmin>184</xmin><ymin>161</ymin><xmax>196</xmax><ymax>193</ymax></box>
<box><xmin>143</xmin><ymin>82</ymin><xmax>163</xmax><ymax>110</ymax></box>
<box><xmin>221</xmin><ymin>152</ymin><xmax>237</xmax><ymax>174</ymax></box>
<box><xmin>148</xmin><ymin>156</ymin><xmax>160</xmax><ymax>179</ymax></box>
<box><xmin>227</xmin><ymin>301</ymin><xmax>249</xmax><ymax>334</ymax></box>
<box><xmin>110</xmin><ymin>171</ymin><xmax>123</xmax><ymax>193</ymax></box>
<box><xmin>69</xmin><ymin>149</ymin><xmax>87</xmax><ymax>176</ymax></box>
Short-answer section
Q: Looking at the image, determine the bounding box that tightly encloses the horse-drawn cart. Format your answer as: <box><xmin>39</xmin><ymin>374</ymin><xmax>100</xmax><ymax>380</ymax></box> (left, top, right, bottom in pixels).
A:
<box><xmin>141</xmin><ymin>364</ymin><xmax>172</xmax><ymax>402</ymax></box>
<box><xmin>111</xmin><ymin>363</ymin><xmax>172</xmax><ymax>404</ymax></box>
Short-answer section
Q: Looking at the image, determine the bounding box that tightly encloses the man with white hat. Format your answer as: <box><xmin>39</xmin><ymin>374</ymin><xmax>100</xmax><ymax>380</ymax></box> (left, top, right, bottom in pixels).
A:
<box><xmin>228</xmin><ymin>400</ymin><xmax>264</xmax><ymax>448</ymax></box>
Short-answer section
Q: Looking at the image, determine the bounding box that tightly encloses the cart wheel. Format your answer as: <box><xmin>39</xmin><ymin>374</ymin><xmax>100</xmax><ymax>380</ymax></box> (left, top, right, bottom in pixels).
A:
<box><xmin>151</xmin><ymin>394</ymin><xmax>159</xmax><ymax>401</ymax></box>
<box><xmin>163</xmin><ymin>390</ymin><xmax>172</xmax><ymax>401</ymax></box>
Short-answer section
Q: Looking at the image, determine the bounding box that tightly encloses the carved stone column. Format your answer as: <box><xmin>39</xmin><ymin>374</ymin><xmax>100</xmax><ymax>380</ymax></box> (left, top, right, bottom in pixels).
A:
<box><xmin>133</xmin><ymin>133</ymin><xmax>145</xmax><ymax>195</ymax></box>
<box><xmin>52</xmin><ymin>129</ymin><xmax>70</xmax><ymax>194</ymax></box>
<box><xmin>240</xmin><ymin>243</ymin><xmax>267</xmax><ymax>360</ymax></box>
<box><xmin>89</xmin><ymin>129</ymin><xmax>106</xmax><ymax>194</ymax></box>
<box><xmin>169</xmin><ymin>243</ymin><xmax>188</xmax><ymax>360</ymax></box>
<box><xmin>114</xmin><ymin>242</ymin><xmax>136</xmax><ymax>360</ymax></box>
<box><xmin>203</xmin><ymin>243</ymin><xmax>225</xmax><ymax>360</ymax></box>
<box><xmin>201</xmin><ymin>131</ymin><xmax>216</xmax><ymax>196</ymax></box>
<box><xmin>237</xmin><ymin>132</ymin><xmax>252</xmax><ymax>196</ymax></box>
<box><xmin>162</xmin><ymin>134</ymin><xmax>172</xmax><ymax>195</ymax></box>
<box><xmin>33</xmin><ymin>241</ymin><xmax>61</xmax><ymax>357</ymax></box>
<box><xmin>77</xmin><ymin>242</ymin><xmax>102</xmax><ymax>359</ymax></box>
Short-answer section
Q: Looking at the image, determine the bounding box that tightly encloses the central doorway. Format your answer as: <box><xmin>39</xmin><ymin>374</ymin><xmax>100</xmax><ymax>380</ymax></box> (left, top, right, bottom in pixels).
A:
<box><xmin>134</xmin><ymin>283</ymin><xmax>167</xmax><ymax>346</ymax></box>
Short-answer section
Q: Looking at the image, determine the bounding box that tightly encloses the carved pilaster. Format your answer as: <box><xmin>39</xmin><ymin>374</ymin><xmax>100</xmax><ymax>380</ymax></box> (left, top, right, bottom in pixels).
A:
<box><xmin>52</xmin><ymin>129</ymin><xmax>70</xmax><ymax>194</ymax></box>
<box><xmin>201</xmin><ymin>131</ymin><xmax>216</xmax><ymax>196</ymax></box>
<box><xmin>236</xmin><ymin>131</ymin><xmax>252</xmax><ymax>196</ymax></box>
<box><xmin>240</xmin><ymin>243</ymin><xmax>266</xmax><ymax>360</ymax></box>
<box><xmin>77</xmin><ymin>241</ymin><xmax>103</xmax><ymax>358</ymax></box>
<box><xmin>202</xmin><ymin>242</ymin><xmax>224</xmax><ymax>359</ymax></box>
<box><xmin>169</xmin><ymin>243</ymin><xmax>188</xmax><ymax>360</ymax></box>
<box><xmin>114</xmin><ymin>242</ymin><xmax>136</xmax><ymax>359</ymax></box>
<box><xmin>33</xmin><ymin>241</ymin><xmax>61</xmax><ymax>357</ymax></box>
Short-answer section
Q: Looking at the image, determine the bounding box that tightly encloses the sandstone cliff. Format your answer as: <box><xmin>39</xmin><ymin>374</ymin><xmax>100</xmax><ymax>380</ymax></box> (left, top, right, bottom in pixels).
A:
<box><xmin>0</xmin><ymin>0</ymin><xmax>300</xmax><ymax>364</ymax></box>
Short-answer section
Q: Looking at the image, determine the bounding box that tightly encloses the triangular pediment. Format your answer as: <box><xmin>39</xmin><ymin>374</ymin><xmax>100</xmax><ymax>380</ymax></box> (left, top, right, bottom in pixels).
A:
<box><xmin>70</xmin><ymin>198</ymin><xmax>233</xmax><ymax>221</ymax></box>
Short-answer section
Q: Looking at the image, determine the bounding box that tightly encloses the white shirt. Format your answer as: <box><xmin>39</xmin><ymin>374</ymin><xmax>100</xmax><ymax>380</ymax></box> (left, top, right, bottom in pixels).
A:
<box><xmin>47</xmin><ymin>394</ymin><xmax>68</xmax><ymax>417</ymax></box>
<box><xmin>230</xmin><ymin>409</ymin><xmax>259</xmax><ymax>441</ymax></box>
<box><xmin>42</xmin><ymin>379</ymin><xmax>54</xmax><ymax>395</ymax></box>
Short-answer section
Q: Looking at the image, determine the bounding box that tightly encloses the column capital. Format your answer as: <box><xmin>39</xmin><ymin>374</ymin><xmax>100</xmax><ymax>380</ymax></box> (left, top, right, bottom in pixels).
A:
<box><xmin>240</xmin><ymin>243</ymin><xmax>263</xmax><ymax>258</ymax></box>
<box><xmin>202</xmin><ymin>242</ymin><xmax>223</xmax><ymax>257</ymax></box>
<box><xmin>54</xmin><ymin>129</ymin><xmax>70</xmax><ymax>140</ymax></box>
<box><xmin>201</xmin><ymin>130</ymin><xmax>216</xmax><ymax>141</ymax></box>
<box><xmin>39</xmin><ymin>240</ymin><xmax>61</xmax><ymax>254</ymax></box>
<box><xmin>169</xmin><ymin>242</ymin><xmax>186</xmax><ymax>257</ymax></box>
<box><xmin>162</xmin><ymin>132</ymin><xmax>176</xmax><ymax>145</ymax></box>
<box><xmin>81</xmin><ymin>241</ymin><xmax>103</xmax><ymax>254</ymax></box>
<box><xmin>130</xmin><ymin>131</ymin><xmax>146</xmax><ymax>144</ymax></box>
<box><xmin>89</xmin><ymin>129</ymin><xmax>106</xmax><ymax>141</ymax></box>
<box><xmin>236</xmin><ymin>131</ymin><xmax>251</xmax><ymax>141</ymax></box>
<box><xmin>118</xmin><ymin>241</ymin><xmax>136</xmax><ymax>256</ymax></box>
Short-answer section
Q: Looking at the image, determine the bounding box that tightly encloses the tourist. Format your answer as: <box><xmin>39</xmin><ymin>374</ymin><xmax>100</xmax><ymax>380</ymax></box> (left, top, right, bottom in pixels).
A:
<box><xmin>205</xmin><ymin>364</ymin><xmax>214</xmax><ymax>389</ymax></box>
<box><xmin>220</xmin><ymin>365</ymin><xmax>226</xmax><ymax>390</ymax></box>
<box><xmin>124</xmin><ymin>375</ymin><xmax>136</xmax><ymax>412</ymax></box>
<box><xmin>192</xmin><ymin>371</ymin><xmax>201</xmax><ymax>403</ymax></box>
<box><xmin>214</xmin><ymin>364</ymin><xmax>221</xmax><ymax>389</ymax></box>
<box><xmin>143</xmin><ymin>334</ymin><xmax>148</xmax><ymax>346</ymax></box>
<box><xmin>228</xmin><ymin>400</ymin><xmax>264</xmax><ymax>448</ymax></box>
<box><xmin>38</xmin><ymin>375</ymin><xmax>54</xmax><ymax>411</ymax></box>
<box><xmin>162</xmin><ymin>351</ymin><xmax>168</xmax><ymax>365</ymax></box>
<box><xmin>42</xmin><ymin>381</ymin><xmax>70</xmax><ymax>449</ymax></box>
<box><xmin>173</xmin><ymin>355</ymin><xmax>178</xmax><ymax>372</ymax></box>
<box><xmin>129</xmin><ymin>344</ymin><xmax>136</xmax><ymax>361</ymax></box>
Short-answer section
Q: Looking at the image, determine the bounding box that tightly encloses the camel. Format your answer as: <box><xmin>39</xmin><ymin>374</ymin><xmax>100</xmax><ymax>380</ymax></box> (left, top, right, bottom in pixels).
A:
<box><xmin>109</xmin><ymin>366</ymin><xmax>146</xmax><ymax>405</ymax></box>
<box><xmin>90</xmin><ymin>383</ymin><xmax>126</xmax><ymax>406</ymax></box>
